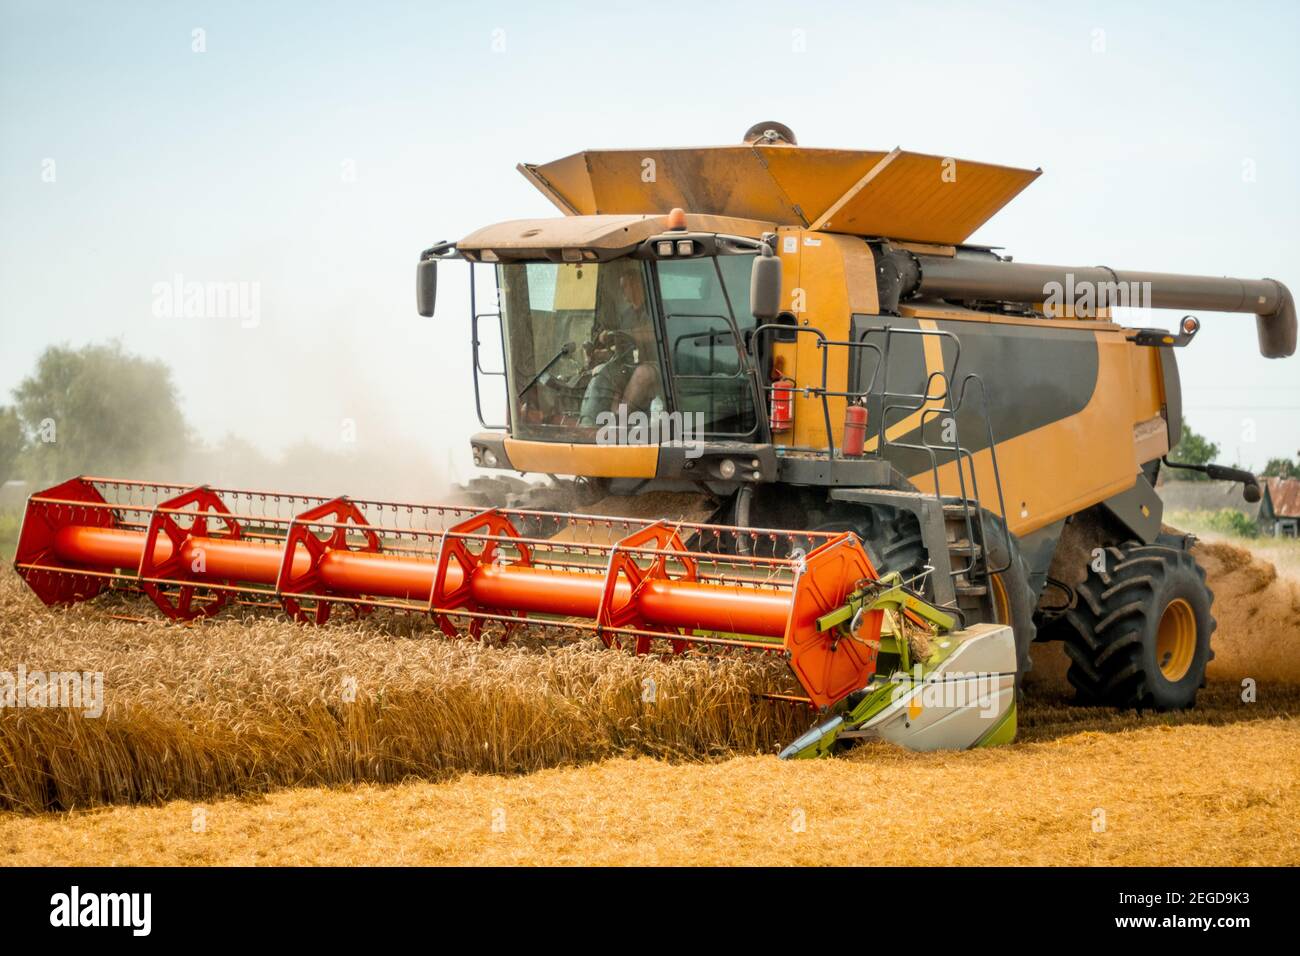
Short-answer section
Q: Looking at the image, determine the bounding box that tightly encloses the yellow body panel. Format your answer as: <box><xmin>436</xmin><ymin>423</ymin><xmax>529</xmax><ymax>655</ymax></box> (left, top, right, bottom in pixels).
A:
<box><xmin>502</xmin><ymin>438</ymin><xmax>659</xmax><ymax>479</ymax></box>
<box><xmin>778</xmin><ymin>229</ymin><xmax>880</xmax><ymax>450</ymax></box>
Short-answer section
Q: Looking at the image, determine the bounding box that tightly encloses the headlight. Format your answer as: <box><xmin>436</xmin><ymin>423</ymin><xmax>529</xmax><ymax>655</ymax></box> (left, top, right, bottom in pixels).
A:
<box><xmin>717</xmin><ymin>458</ymin><xmax>736</xmax><ymax>479</ymax></box>
<box><xmin>482</xmin><ymin>449</ymin><xmax>499</xmax><ymax>468</ymax></box>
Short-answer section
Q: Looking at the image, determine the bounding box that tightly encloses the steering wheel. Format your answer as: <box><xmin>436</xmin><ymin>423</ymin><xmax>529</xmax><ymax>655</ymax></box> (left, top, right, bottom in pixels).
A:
<box><xmin>586</xmin><ymin>328</ymin><xmax>638</xmax><ymax>367</ymax></box>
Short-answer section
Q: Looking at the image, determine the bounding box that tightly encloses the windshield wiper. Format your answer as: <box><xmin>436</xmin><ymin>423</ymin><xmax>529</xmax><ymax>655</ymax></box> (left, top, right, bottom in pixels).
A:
<box><xmin>516</xmin><ymin>341</ymin><xmax>577</xmax><ymax>401</ymax></box>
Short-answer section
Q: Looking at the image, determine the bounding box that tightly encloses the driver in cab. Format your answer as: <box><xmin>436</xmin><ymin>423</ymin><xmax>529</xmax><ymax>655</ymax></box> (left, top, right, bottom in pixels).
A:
<box><xmin>578</xmin><ymin>264</ymin><xmax>663</xmax><ymax>427</ymax></box>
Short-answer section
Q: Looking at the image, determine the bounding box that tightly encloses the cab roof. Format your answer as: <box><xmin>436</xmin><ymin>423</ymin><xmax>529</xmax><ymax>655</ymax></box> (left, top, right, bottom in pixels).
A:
<box><xmin>458</xmin><ymin>212</ymin><xmax>774</xmax><ymax>261</ymax></box>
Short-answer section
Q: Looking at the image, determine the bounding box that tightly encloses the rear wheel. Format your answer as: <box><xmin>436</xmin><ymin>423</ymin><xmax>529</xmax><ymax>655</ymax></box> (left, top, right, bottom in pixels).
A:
<box><xmin>1059</xmin><ymin>543</ymin><xmax>1215</xmax><ymax>710</ymax></box>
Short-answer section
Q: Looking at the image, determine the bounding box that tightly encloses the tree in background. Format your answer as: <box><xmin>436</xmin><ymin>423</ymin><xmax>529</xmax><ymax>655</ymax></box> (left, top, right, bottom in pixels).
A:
<box><xmin>1165</xmin><ymin>422</ymin><xmax>1219</xmax><ymax>481</ymax></box>
<box><xmin>0</xmin><ymin>407</ymin><xmax>23</xmax><ymax>486</ymax></box>
<box><xmin>12</xmin><ymin>342</ymin><xmax>191</xmax><ymax>483</ymax></box>
<box><xmin>1261</xmin><ymin>456</ymin><xmax>1300</xmax><ymax>480</ymax></box>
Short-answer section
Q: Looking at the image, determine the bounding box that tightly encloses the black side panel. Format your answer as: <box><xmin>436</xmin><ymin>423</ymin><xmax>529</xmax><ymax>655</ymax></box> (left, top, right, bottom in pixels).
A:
<box><xmin>849</xmin><ymin>315</ymin><xmax>1101</xmax><ymax>479</ymax></box>
<box><xmin>1016</xmin><ymin>518</ymin><xmax>1067</xmax><ymax>598</ymax></box>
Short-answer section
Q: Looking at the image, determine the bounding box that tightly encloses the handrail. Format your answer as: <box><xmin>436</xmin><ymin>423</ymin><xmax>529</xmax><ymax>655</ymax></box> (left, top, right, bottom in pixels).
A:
<box><xmin>469</xmin><ymin>261</ymin><xmax>509</xmax><ymax>430</ymax></box>
<box><xmin>746</xmin><ymin>320</ymin><xmax>1013</xmax><ymax>591</ymax></box>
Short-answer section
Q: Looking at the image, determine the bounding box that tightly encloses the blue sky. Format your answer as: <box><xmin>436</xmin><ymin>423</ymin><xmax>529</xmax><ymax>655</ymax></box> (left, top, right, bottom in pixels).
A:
<box><xmin>1</xmin><ymin>0</ymin><xmax>1297</xmax><ymax>480</ymax></box>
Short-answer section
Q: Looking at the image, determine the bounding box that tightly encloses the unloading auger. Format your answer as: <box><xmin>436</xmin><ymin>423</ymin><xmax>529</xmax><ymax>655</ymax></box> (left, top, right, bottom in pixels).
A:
<box><xmin>13</xmin><ymin>477</ymin><xmax>1018</xmax><ymax>754</ymax></box>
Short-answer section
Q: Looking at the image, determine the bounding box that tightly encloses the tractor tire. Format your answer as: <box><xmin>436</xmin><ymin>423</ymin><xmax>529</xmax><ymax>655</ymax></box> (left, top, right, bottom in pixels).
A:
<box><xmin>872</xmin><ymin>511</ymin><xmax>930</xmax><ymax>582</ymax></box>
<box><xmin>1059</xmin><ymin>543</ymin><xmax>1216</xmax><ymax>710</ymax></box>
<box><xmin>803</xmin><ymin>505</ymin><xmax>927</xmax><ymax>582</ymax></box>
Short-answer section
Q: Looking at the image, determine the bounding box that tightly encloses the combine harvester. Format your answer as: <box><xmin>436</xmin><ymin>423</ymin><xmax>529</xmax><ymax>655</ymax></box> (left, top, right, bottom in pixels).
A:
<box><xmin>14</xmin><ymin>123</ymin><xmax>1295</xmax><ymax>758</ymax></box>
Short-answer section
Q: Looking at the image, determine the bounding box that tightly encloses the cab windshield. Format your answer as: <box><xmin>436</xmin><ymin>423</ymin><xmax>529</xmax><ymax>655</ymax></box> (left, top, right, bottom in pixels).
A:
<box><xmin>497</xmin><ymin>256</ymin><xmax>756</xmax><ymax>443</ymax></box>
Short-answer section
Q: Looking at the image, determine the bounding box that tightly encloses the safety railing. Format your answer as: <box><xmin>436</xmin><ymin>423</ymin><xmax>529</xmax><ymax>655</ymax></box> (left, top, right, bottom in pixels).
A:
<box><xmin>861</xmin><ymin>326</ymin><xmax>1012</xmax><ymax>586</ymax></box>
<box><xmin>747</xmin><ymin>321</ymin><xmax>1012</xmax><ymax>593</ymax></box>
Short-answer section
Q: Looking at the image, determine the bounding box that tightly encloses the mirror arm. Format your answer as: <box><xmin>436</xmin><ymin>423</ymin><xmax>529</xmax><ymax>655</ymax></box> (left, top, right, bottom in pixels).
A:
<box><xmin>420</xmin><ymin>240</ymin><xmax>457</xmax><ymax>261</ymax></box>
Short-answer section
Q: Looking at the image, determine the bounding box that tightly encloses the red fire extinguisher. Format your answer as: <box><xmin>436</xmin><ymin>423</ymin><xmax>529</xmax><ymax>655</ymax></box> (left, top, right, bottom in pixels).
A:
<box><xmin>769</xmin><ymin>376</ymin><xmax>795</xmax><ymax>433</ymax></box>
<box><xmin>843</xmin><ymin>400</ymin><xmax>869</xmax><ymax>457</ymax></box>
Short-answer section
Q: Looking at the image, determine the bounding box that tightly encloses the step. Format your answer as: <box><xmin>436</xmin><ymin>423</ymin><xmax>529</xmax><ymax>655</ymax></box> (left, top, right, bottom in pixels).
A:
<box><xmin>947</xmin><ymin>539</ymin><xmax>983</xmax><ymax>558</ymax></box>
<box><xmin>943</xmin><ymin>509</ymin><xmax>982</xmax><ymax>530</ymax></box>
<box><xmin>954</xmin><ymin>583</ymin><xmax>989</xmax><ymax>599</ymax></box>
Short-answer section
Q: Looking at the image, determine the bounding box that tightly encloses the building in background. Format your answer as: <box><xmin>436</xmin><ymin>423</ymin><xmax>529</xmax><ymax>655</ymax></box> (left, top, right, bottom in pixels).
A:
<box><xmin>1261</xmin><ymin>478</ymin><xmax>1300</xmax><ymax>537</ymax></box>
<box><xmin>1161</xmin><ymin>476</ymin><xmax>1300</xmax><ymax>537</ymax></box>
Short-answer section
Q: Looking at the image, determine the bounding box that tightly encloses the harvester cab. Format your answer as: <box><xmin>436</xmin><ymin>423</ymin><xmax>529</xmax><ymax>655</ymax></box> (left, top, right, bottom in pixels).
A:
<box><xmin>14</xmin><ymin>124</ymin><xmax>1295</xmax><ymax>760</ymax></box>
<box><xmin>420</xmin><ymin>213</ymin><xmax>781</xmax><ymax>467</ymax></box>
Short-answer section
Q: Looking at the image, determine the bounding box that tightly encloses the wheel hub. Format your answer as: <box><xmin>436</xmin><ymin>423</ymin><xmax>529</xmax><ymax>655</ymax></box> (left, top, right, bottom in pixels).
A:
<box><xmin>1156</xmin><ymin>598</ymin><xmax>1197</xmax><ymax>681</ymax></box>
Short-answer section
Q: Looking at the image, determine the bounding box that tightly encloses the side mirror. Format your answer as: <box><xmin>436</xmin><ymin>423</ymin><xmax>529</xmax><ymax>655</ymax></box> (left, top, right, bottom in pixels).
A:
<box><xmin>750</xmin><ymin>247</ymin><xmax>782</xmax><ymax>322</ymax></box>
<box><xmin>417</xmin><ymin>257</ymin><xmax>438</xmax><ymax>317</ymax></box>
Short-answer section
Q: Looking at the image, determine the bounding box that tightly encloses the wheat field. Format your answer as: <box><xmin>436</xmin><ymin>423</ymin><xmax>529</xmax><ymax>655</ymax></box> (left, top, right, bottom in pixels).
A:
<box><xmin>0</xmin><ymin>568</ymin><xmax>805</xmax><ymax>813</ymax></box>
<box><xmin>1</xmin><ymin>535</ymin><xmax>1297</xmax><ymax>864</ymax></box>
<box><xmin>2</xmin><ymin>719</ymin><xmax>1296</xmax><ymax>866</ymax></box>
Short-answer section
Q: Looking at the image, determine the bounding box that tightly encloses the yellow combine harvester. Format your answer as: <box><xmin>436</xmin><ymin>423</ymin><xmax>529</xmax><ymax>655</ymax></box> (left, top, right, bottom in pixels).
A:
<box><xmin>17</xmin><ymin>123</ymin><xmax>1295</xmax><ymax>756</ymax></box>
